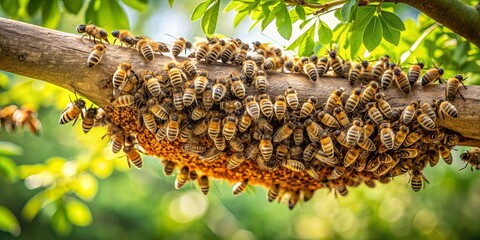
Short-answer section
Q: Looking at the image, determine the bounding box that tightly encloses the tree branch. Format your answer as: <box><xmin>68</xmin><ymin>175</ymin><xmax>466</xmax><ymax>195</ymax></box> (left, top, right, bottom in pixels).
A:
<box><xmin>0</xmin><ymin>17</ymin><xmax>479</xmax><ymax>147</ymax></box>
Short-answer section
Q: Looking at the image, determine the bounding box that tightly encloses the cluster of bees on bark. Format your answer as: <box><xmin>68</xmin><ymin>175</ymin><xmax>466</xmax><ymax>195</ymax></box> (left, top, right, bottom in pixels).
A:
<box><xmin>0</xmin><ymin>104</ymin><xmax>42</xmax><ymax>135</ymax></box>
<box><xmin>56</xmin><ymin>23</ymin><xmax>480</xmax><ymax>209</ymax></box>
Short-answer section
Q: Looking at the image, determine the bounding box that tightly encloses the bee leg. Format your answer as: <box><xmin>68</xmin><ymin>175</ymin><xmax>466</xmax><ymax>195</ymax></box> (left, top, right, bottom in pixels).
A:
<box><xmin>71</xmin><ymin>116</ymin><xmax>79</xmax><ymax>126</ymax></box>
<box><xmin>457</xmin><ymin>90</ymin><xmax>466</xmax><ymax>101</ymax></box>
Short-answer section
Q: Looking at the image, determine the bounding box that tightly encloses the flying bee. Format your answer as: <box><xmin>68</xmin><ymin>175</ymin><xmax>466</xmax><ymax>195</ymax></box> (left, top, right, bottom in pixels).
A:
<box><xmin>59</xmin><ymin>94</ymin><xmax>86</xmax><ymax>125</ymax></box>
<box><xmin>230</xmin><ymin>73</ymin><xmax>247</xmax><ymax>99</ymax></box>
<box><xmin>328</xmin><ymin>49</ymin><xmax>343</xmax><ymax>76</ymax></box>
<box><xmin>123</xmin><ymin>145</ymin><xmax>143</xmax><ymax>169</ymax></box>
<box><xmin>171</xmin><ymin>37</ymin><xmax>192</xmax><ymax>57</ymax></box>
<box><xmin>333</xmin><ymin>107</ymin><xmax>350</xmax><ymax>128</ymax></box>
<box><xmin>317</xmin><ymin>110</ymin><xmax>339</xmax><ymax>128</ymax></box>
<box><xmin>342</xmin><ymin>60</ymin><xmax>352</xmax><ymax>78</ymax></box>
<box><xmin>111</xmin><ymin>29</ymin><xmax>136</xmax><ymax>47</ymax></box>
<box><xmin>232</xmin><ymin>179</ymin><xmax>249</xmax><ymax>195</ymax></box>
<box><xmin>273</xmin><ymin>122</ymin><xmax>295</xmax><ymax>143</ymax></box>
<box><xmin>415</xmin><ymin>109</ymin><xmax>435</xmax><ymax>131</ymax></box>
<box><xmin>379</xmin><ymin>122</ymin><xmax>395</xmax><ymax>150</ymax></box>
<box><xmin>76</xmin><ymin>24</ymin><xmax>109</xmax><ymax>45</ymax></box>
<box><xmin>166</xmin><ymin>114</ymin><xmax>180</xmax><ymax>142</ymax></box>
<box><xmin>372</xmin><ymin>55</ymin><xmax>389</xmax><ymax>79</ymax></box>
<box><xmin>254</xmin><ymin>70</ymin><xmax>269</xmax><ymax>92</ymax></box>
<box><xmin>446</xmin><ymin>74</ymin><xmax>467</xmax><ymax>101</ymax></box>
<box><xmin>410</xmin><ymin>165</ymin><xmax>429</xmax><ymax>192</ymax></box>
<box><xmin>227</xmin><ymin>152</ymin><xmax>246</xmax><ymax>169</ymax></box>
<box><xmin>344</xmin><ymin>146</ymin><xmax>360</xmax><ymax>167</ymax></box>
<box><xmin>223</xmin><ymin>115</ymin><xmax>237</xmax><ymax>141</ymax></box>
<box><xmin>408</xmin><ymin>61</ymin><xmax>424</xmax><ymax>86</ymax></box>
<box><xmin>360</xmin><ymin>81</ymin><xmax>378</xmax><ymax>105</ymax></box>
<box><xmin>349</xmin><ymin>63</ymin><xmax>362</xmax><ymax>86</ymax></box>
<box><xmin>207</xmin><ymin>42</ymin><xmax>224</xmax><ymax>65</ymax></box>
<box><xmin>305</xmin><ymin>119</ymin><xmax>321</xmax><ymax>143</ymax></box>
<box><xmin>404</xmin><ymin>129</ymin><xmax>423</xmax><ymax>147</ymax></box>
<box><xmin>381</xmin><ymin>63</ymin><xmax>397</xmax><ymax>90</ymax></box>
<box><xmin>194</xmin><ymin>70</ymin><xmax>209</xmax><ymax>94</ymax></box>
<box><xmin>136</xmin><ymin>37</ymin><xmax>155</xmax><ymax>61</ymax></box>
<box><xmin>422</xmin><ymin>66</ymin><xmax>444</xmax><ymax>86</ymax></box>
<box><xmin>293</xmin><ymin>122</ymin><xmax>305</xmax><ymax>146</ymax></box>
<box><xmin>393</xmin><ymin>125</ymin><xmax>409</xmax><ymax>150</ymax></box>
<box><xmin>212</xmin><ymin>78</ymin><xmax>228</xmax><ymax>102</ymax></box>
<box><xmin>259</xmin><ymin>135</ymin><xmax>274</xmax><ymax>161</ymax></box>
<box><xmin>460</xmin><ymin>147</ymin><xmax>480</xmax><ymax>171</ymax></box>
<box><xmin>299</xmin><ymin>97</ymin><xmax>317</xmax><ymax>119</ymax></box>
<box><xmin>345</xmin><ymin>88</ymin><xmax>361</xmax><ymax>113</ymax></box>
<box><xmin>346</xmin><ymin>119</ymin><xmax>363</xmax><ymax>147</ymax></box>
<box><xmin>325</xmin><ymin>88</ymin><xmax>344</xmax><ymax>113</ymax></box>
<box><xmin>401</xmin><ymin>101</ymin><xmax>419</xmax><ymax>124</ymax></box>
<box><xmin>245</xmin><ymin>95</ymin><xmax>260</xmax><ymax>120</ymax></box>
<box><xmin>175</xmin><ymin>166</ymin><xmax>189</xmax><ymax>189</ymax></box>
<box><xmin>394</xmin><ymin>68</ymin><xmax>411</xmax><ymax>94</ymax></box>
<box><xmin>267</xmin><ymin>184</ymin><xmax>280</xmax><ymax>202</ymax></box>
<box><xmin>243</xmin><ymin>59</ymin><xmax>258</xmax><ymax>79</ymax></box>
<box><xmin>434</xmin><ymin>99</ymin><xmax>458</xmax><ymax>118</ymax></box>
<box><xmin>87</xmin><ymin>44</ymin><xmax>106</xmax><ymax>68</ymax></box>
<box><xmin>366</xmin><ymin>102</ymin><xmax>384</xmax><ymax>125</ymax></box>
<box><xmin>258</xmin><ymin>94</ymin><xmax>274</xmax><ymax>119</ymax></box>
<box><xmin>438</xmin><ymin>145</ymin><xmax>453</xmax><ymax>165</ymax></box>
<box><xmin>221</xmin><ymin>40</ymin><xmax>237</xmax><ymax>63</ymax></box>
<box><xmin>82</xmin><ymin>106</ymin><xmax>97</xmax><ymax>134</ymax></box>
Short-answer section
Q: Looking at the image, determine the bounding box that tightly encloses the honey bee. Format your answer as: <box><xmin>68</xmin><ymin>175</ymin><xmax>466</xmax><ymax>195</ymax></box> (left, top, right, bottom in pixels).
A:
<box><xmin>166</xmin><ymin>114</ymin><xmax>180</xmax><ymax>142</ymax></box>
<box><xmin>111</xmin><ymin>29</ymin><xmax>136</xmax><ymax>47</ymax></box>
<box><xmin>123</xmin><ymin>145</ymin><xmax>143</xmax><ymax>169</ymax></box>
<box><xmin>213</xmin><ymin>135</ymin><xmax>226</xmax><ymax>151</ymax></box>
<box><xmin>252</xmin><ymin>52</ymin><xmax>266</xmax><ymax>67</ymax></box>
<box><xmin>113</xmin><ymin>94</ymin><xmax>135</xmax><ymax>107</ymax></box>
<box><xmin>379</xmin><ymin>122</ymin><xmax>395</xmax><ymax>150</ymax></box>
<box><xmin>375</xmin><ymin>93</ymin><xmax>393</xmax><ymax>118</ymax></box>
<box><xmin>182</xmin><ymin>143</ymin><xmax>207</xmax><ymax>155</ymax></box>
<box><xmin>194</xmin><ymin>39</ymin><xmax>209</xmax><ymax>60</ymax></box>
<box><xmin>446</xmin><ymin>74</ymin><xmax>467</xmax><ymax>101</ymax></box>
<box><xmin>197</xmin><ymin>175</ymin><xmax>209</xmax><ymax>195</ymax></box>
<box><xmin>181</xmin><ymin>83</ymin><xmax>196</xmax><ymax>107</ymax></box>
<box><xmin>207</xmin><ymin>117</ymin><xmax>221</xmax><ymax>139</ymax></box>
<box><xmin>360</xmin><ymin>60</ymin><xmax>373</xmax><ymax>80</ymax></box>
<box><xmin>301</xmin><ymin>57</ymin><xmax>318</xmax><ymax>81</ymax></box>
<box><xmin>233</xmin><ymin>45</ymin><xmax>249</xmax><ymax>65</ymax></box>
<box><xmin>227</xmin><ymin>152</ymin><xmax>245</xmax><ymax>169</ymax></box>
<box><xmin>394</xmin><ymin>68</ymin><xmax>411</xmax><ymax>94</ymax></box>
<box><xmin>401</xmin><ymin>101</ymin><xmax>418</xmax><ymax>124</ymax></box>
<box><xmin>460</xmin><ymin>147</ymin><xmax>480</xmax><ymax>171</ymax></box>
<box><xmin>363</xmin><ymin>119</ymin><xmax>374</xmax><ymax>137</ymax></box>
<box><xmin>258</xmin><ymin>134</ymin><xmax>274</xmax><ymax>161</ymax></box>
<box><xmin>230</xmin><ymin>74</ymin><xmax>247</xmax><ymax>99</ymax></box>
<box><xmin>179</xmin><ymin>124</ymin><xmax>194</xmax><ymax>143</ymax></box>
<box><xmin>360</xmin><ymin>81</ymin><xmax>378</xmax><ymax>105</ymax></box>
<box><xmin>212</xmin><ymin>78</ymin><xmax>228</xmax><ymax>102</ymax></box>
<box><xmin>420</xmin><ymin>101</ymin><xmax>436</xmax><ymax>123</ymax></box>
<box><xmin>404</xmin><ymin>129</ymin><xmax>423</xmax><ymax>147</ymax></box>
<box><xmin>238</xmin><ymin>113</ymin><xmax>252</xmax><ymax>133</ymax></box>
<box><xmin>434</xmin><ymin>99</ymin><xmax>458</xmax><ymax>118</ymax></box>
<box><xmin>344</xmin><ymin>146</ymin><xmax>360</xmax><ymax>167</ymax></box>
<box><xmin>325</xmin><ymin>88</ymin><xmax>344</xmax><ymax>113</ymax></box>
<box><xmin>333</xmin><ymin>129</ymin><xmax>350</xmax><ymax>148</ymax></box>
<box><xmin>144</xmin><ymin>74</ymin><xmax>161</xmax><ymax>97</ymax></box>
<box><xmin>319</xmin><ymin>133</ymin><xmax>334</xmax><ymax>158</ymax></box>
<box><xmin>245</xmin><ymin>96</ymin><xmax>260</xmax><ymax>120</ymax></box>
<box><xmin>438</xmin><ymin>145</ymin><xmax>452</xmax><ymax>165</ymax></box>
<box><xmin>76</xmin><ymin>24</ymin><xmax>109</xmax><ymax>45</ymax></box>
<box><xmin>201</xmin><ymin>147</ymin><xmax>223</xmax><ymax>162</ymax></box>
<box><xmin>293</xmin><ymin>122</ymin><xmax>305</xmax><ymax>146</ymax></box>
<box><xmin>59</xmin><ymin>94</ymin><xmax>86</xmax><ymax>125</ymax></box>
<box><xmin>357</xmin><ymin>134</ymin><xmax>376</xmax><ymax>151</ymax></box>
<box><xmin>223</xmin><ymin>115</ymin><xmax>237</xmax><ymax>141</ymax></box>
<box><xmin>415</xmin><ymin>109</ymin><xmax>435</xmax><ymax>131</ymax></box>
<box><xmin>299</xmin><ymin>97</ymin><xmax>317</xmax><ymax>119</ymax></box>
<box><xmin>272</xmin><ymin>122</ymin><xmax>294</xmax><ymax>143</ymax></box>
<box><xmin>342</xmin><ymin>60</ymin><xmax>352</xmax><ymax>78</ymax></box>
<box><xmin>317</xmin><ymin>110</ymin><xmax>340</xmax><ymax>128</ymax></box>
<box><xmin>137</xmin><ymin>37</ymin><xmax>155</xmax><ymax>61</ymax></box>
<box><xmin>410</xmin><ymin>165</ymin><xmax>429</xmax><ymax>192</ymax></box>
<box><xmin>267</xmin><ymin>184</ymin><xmax>280</xmax><ymax>202</ymax></box>
<box><xmin>304</xmin><ymin>119</ymin><xmax>321</xmax><ymax>143</ymax></box>
<box><xmin>172</xmin><ymin>87</ymin><xmax>185</xmax><ymax>111</ymax></box>
<box><xmin>138</xmin><ymin>106</ymin><xmax>157</xmax><ymax>134</ymax></box>
<box><xmin>330</xmin><ymin>166</ymin><xmax>345</xmax><ymax>180</ymax></box>
<box><xmin>263</xmin><ymin>56</ymin><xmax>284</xmax><ymax>72</ymax></box>
<box><xmin>284</xmin><ymin>159</ymin><xmax>306</xmax><ymax>172</ymax></box>
<box><xmin>284</xmin><ymin>86</ymin><xmax>299</xmax><ymax>110</ymax></box>
<box><xmin>408</xmin><ymin>61</ymin><xmax>424</xmax><ymax>86</ymax></box>
<box><xmin>221</xmin><ymin>40</ymin><xmax>237</xmax><ymax>63</ymax></box>
<box><xmin>167</xmin><ymin>66</ymin><xmax>187</xmax><ymax>88</ymax></box>
<box><xmin>207</xmin><ymin>42</ymin><xmax>224</xmax><ymax>65</ymax></box>
<box><xmin>107</xmin><ymin>126</ymin><xmax>124</xmax><ymax>154</ymax></box>
<box><xmin>179</xmin><ymin>60</ymin><xmax>197</xmax><ymax>77</ymax></box>
<box><xmin>232</xmin><ymin>179</ymin><xmax>249</xmax><ymax>195</ymax></box>
<box><xmin>175</xmin><ymin>166</ymin><xmax>189</xmax><ymax>189</ymax></box>
<box><xmin>422</xmin><ymin>66</ymin><xmax>444</xmax><ymax>86</ymax></box>
<box><xmin>372</xmin><ymin>55</ymin><xmax>389</xmax><ymax>79</ymax></box>
<box><xmin>393</xmin><ymin>125</ymin><xmax>409</xmax><ymax>150</ymax></box>
<box><xmin>87</xmin><ymin>44</ymin><xmax>106</xmax><ymax>68</ymax></box>
<box><xmin>273</xmin><ymin>140</ymin><xmax>288</xmax><ymax>163</ymax></box>
<box><xmin>349</xmin><ymin>63</ymin><xmax>362</xmax><ymax>86</ymax></box>
<box><xmin>328</xmin><ymin>49</ymin><xmax>343</xmax><ymax>76</ymax></box>
<box><xmin>258</xmin><ymin>94</ymin><xmax>274</xmax><ymax>119</ymax></box>
<box><xmin>171</xmin><ymin>37</ymin><xmax>192</xmax><ymax>57</ymax></box>
<box><xmin>241</xmin><ymin>59</ymin><xmax>258</xmax><ymax>80</ymax></box>
<box><xmin>112</xmin><ymin>62</ymin><xmax>134</xmax><ymax>90</ymax></box>
<box><xmin>10</xmin><ymin>105</ymin><xmax>42</xmax><ymax>135</ymax></box>
<box><xmin>334</xmin><ymin>185</ymin><xmax>349</xmax><ymax>197</ymax></box>
<box><xmin>381</xmin><ymin>63</ymin><xmax>397</xmax><ymax>90</ymax></box>
<box><xmin>194</xmin><ymin>71</ymin><xmax>209</xmax><ymax>94</ymax></box>
<box><xmin>162</xmin><ymin>160</ymin><xmax>175</xmax><ymax>176</ymax></box>
<box><xmin>333</xmin><ymin>107</ymin><xmax>350</xmax><ymax>128</ymax></box>
<box><xmin>254</xmin><ymin>70</ymin><xmax>269</xmax><ymax>92</ymax></box>
<box><xmin>367</xmin><ymin>102</ymin><xmax>384</xmax><ymax>125</ymax></box>
<box><xmin>191</xmin><ymin>105</ymin><xmax>207</xmax><ymax>121</ymax></box>
<box><xmin>344</xmin><ymin>88</ymin><xmax>361</xmax><ymax>113</ymax></box>
<box><xmin>228</xmin><ymin>136</ymin><xmax>245</xmax><ymax>152</ymax></box>
<box><xmin>346</xmin><ymin>119</ymin><xmax>363</xmax><ymax>147</ymax></box>
<box><xmin>82</xmin><ymin>106</ymin><xmax>97</xmax><ymax>134</ymax></box>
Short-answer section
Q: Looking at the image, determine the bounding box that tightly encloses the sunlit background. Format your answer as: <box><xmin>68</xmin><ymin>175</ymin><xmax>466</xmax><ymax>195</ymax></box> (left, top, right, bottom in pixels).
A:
<box><xmin>1</xmin><ymin>1</ymin><xmax>480</xmax><ymax>239</ymax></box>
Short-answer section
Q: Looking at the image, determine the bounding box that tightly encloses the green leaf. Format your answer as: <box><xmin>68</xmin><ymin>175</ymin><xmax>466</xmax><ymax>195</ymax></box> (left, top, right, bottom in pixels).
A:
<box><xmin>0</xmin><ymin>141</ymin><xmax>23</xmax><ymax>156</ymax></box>
<box><xmin>351</xmin><ymin>6</ymin><xmax>376</xmax><ymax>31</ymax></box>
<box><xmin>99</xmin><ymin>0</ymin><xmax>130</xmax><ymax>30</ymax></box>
<box><xmin>261</xmin><ymin>4</ymin><xmax>279</xmax><ymax>30</ymax></box>
<box><xmin>0</xmin><ymin>206</ymin><xmax>21</xmax><ymax>237</ymax></box>
<box><xmin>120</xmin><ymin>0</ymin><xmax>147</xmax><ymax>12</ymax></box>
<box><xmin>65</xmin><ymin>200</ymin><xmax>92</xmax><ymax>227</ymax></box>
<box><xmin>201</xmin><ymin>0</ymin><xmax>220</xmax><ymax>36</ymax></box>
<box><xmin>0</xmin><ymin>0</ymin><xmax>19</xmax><ymax>17</ymax></box>
<box><xmin>299</xmin><ymin>17</ymin><xmax>314</xmax><ymax>29</ymax></box>
<box><xmin>295</xmin><ymin>5</ymin><xmax>305</xmax><ymax>20</ymax></box>
<box><xmin>85</xmin><ymin>0</ymin><xmax>99</xmax><ymax>24</ymax></box>
<box><xmin>340</xmin><ymin>0</ymin><xmax>355</xmax><ymax>22</ymax></box>
<box><xmin>21</xmin><ymin>193</ymin><xmax>43</xmax><ymax>221</ymax></box>
<box><xmin>63</xmin><ymin>0</ymin><xmax>83</xmax><ymax>14</ymax></box>
<box><xmin>27</xmin><ymin>0</ymin><xmax>45</xmax><ymax>16</ymax></box>
<box><xmin>234</xmin><ymin>11</ymin><xmax>248</xmax><ymax>27</ymax></box>
<box><xmin>381</xmin><ymin>11</ymin><xmax>406</xmax><ymax>31</ymax></box>
<box><xmin>42</xmin><ymin>0</ymin><xmax>60</xmax><ymax>28</ymax></box>
<box><xmin>363</xmin><ymin>16</ymin><xmax>383</xmax><ymax>51</ymax></box>
<box><xmin>0</xmin><ymin>156</ymin><xmax>18</xmax><ymax>183</ymax></box>
<box><xmin>276</xmin><ymin>3</ymin><xmax>292</xmax><ymax>39</ymax></box>
<box><xmin>334</xmin><ymin>9</ymin><xmax>342</xmax><ymax>21</ymax></box>
<box><xmin>168</xmin><ymin>0</ymin><xmax>174</xmax><ymax>8</ymax></box>
<box><xmin>349</xmin><ymin>27</ymin><xmax>363</xmax><ymax>59</ymax></box>
<box><xmin>238</xmin><ymin>1</ymin><xmax>258</xmax><ymax>13</ymax></box>
<box><xmin>248</xmin><ymin>18</ymin><xmax>261</xmax><ymax>32</ymax></box>
<box><xmin>318</xmin><ymin>21</ymin><xmax>333</xmax><ymax>44</ymax></box>
<box><xmin>380</xmin><ymin>18</ymin><xmax>400</xmax><ymax>45</ymax></box>
<box><xmin>223</xmin><ymin>0</ymin><xmax>239</xmax><ymax>12</ymax></box>
<box><xmin>191</xmin><ymin>1</ymin><xmax>209</xmax><ymax>21</ymax></box>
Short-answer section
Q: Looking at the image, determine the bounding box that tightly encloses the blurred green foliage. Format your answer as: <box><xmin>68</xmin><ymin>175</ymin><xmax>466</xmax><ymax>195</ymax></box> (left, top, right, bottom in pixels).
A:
<box><xmin>1</xmin><ymin>0</ymin><xmax>480</xmax><ymax>239</ymax></box>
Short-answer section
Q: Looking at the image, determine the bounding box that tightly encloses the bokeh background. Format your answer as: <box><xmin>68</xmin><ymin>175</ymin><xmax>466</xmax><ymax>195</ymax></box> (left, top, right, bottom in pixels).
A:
<box><xmin>1</xmin><ymin>0</ymin><xmax>480</xmax><ymax>239</ymax></box>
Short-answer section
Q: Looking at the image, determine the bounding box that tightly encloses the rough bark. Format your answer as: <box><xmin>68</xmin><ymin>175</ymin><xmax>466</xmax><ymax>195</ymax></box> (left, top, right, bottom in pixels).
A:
<box><xmin>0</xmin><ymin>17</ymin><xmax>479</xmax><ymax>146</ymax></box>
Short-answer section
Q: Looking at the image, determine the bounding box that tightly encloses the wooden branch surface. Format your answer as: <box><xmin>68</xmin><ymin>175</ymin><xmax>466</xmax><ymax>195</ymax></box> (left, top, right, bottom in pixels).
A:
<box><xmin>0</xmin><ymin>17</ymin><xmax>479</xmax><ymax>146</ymax></box>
